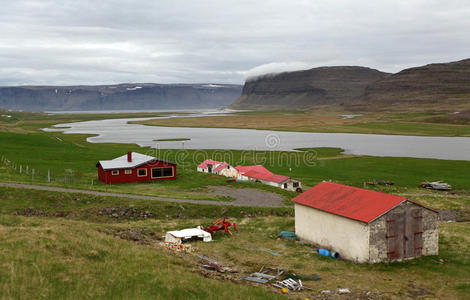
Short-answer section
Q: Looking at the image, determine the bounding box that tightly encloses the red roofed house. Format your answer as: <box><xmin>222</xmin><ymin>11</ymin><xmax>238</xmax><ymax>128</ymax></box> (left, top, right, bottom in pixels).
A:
<box><xmin>197</xmin><ymin>159</ymin><xmax>238</xmax><ymax>178</ymax></box>
<box><xmin>236</xmin><ymin>165</ymin><xmax>302</xmax><ymax>192</ymax></box>
<box><xmin>197</xmin><ymin>159</ymin><xmax>221</xmax><ymax>173</ymax></box>
<box><xmin>96</xmin><ymin>152</ymin><xmax>177</xmax><ymax>184</ymax></box>
<box><xmin>292</xmin><ymin>181</ymin><xmax>438</xmax><ymax>263</ymax></box>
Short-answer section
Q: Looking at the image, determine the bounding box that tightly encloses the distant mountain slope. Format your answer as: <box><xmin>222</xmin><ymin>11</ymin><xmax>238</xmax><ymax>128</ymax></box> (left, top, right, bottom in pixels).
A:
<box><xmin>363</xmin><ymin>58</ymin><xmax>470</xmax><ymax>104</ymax></box>
<box><xmin>0</xmin><ymin>83</ymin><xmax>242</xmax><ymax>111</ymax></box>
<box><xmin>230</xmin><ymin>66</ymin><xmax>389</xmax><ymax>109</ymax></box>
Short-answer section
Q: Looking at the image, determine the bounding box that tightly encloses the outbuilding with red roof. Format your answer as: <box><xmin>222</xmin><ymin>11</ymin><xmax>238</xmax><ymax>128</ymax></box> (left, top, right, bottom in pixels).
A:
<box><xmin>292</xmin><ymin>181</ymin><xmax>439</xmax><ymax>263</ymax></box>
<box><xmin>235</xmin><ymin>165</ymin><xmax>302</xmax><ymax>192</ymax></box>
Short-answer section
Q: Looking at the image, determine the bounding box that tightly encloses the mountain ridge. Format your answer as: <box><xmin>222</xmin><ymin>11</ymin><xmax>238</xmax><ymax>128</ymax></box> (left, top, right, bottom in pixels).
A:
<box><xmin>0</xmin><ymin>83</ymin><xmax>242</xmax><ymax>112</ymax></box>
<box><xmin>231</xmin><ymin>66</ymin><xmax>389</xmax><ymax>109</ymax></box>
<box><xmin>231</xmin><ymin>58</ymin><xmax>470</xmax><ymax>110</ymax></box>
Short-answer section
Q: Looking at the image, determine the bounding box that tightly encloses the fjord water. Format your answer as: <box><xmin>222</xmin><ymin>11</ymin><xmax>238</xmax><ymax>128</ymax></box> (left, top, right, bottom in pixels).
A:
<box><xmin>43</xmin><ymin>116</ymin><xmax>470</xmax><ymax>161</ymax></box>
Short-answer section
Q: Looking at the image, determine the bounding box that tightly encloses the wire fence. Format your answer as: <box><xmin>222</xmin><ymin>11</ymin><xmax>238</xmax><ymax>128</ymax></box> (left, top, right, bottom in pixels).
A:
<box><xmin>0</xmin><ymin>155</ymin><xmax>97</xmax><ymax>187</ymax></box>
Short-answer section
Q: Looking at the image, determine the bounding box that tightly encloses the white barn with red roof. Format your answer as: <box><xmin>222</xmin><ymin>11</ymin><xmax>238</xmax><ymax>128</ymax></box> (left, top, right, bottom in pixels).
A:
<box><xmin>197</xmin><ymin>159</ymin><xmax>221</xmax><ymax>173</ymax></box>
<box><xmin>197</xmin><ymin>159</ymin><xmax>238</xmax><ymax>178</ymax></box>
<box><xmin>236</xmin><ymin>165</ymin><xmax>302</xmax><ymax>192</ymax></box>
<box><xmin>292</xmin><ymin>181</ymin><xmax>439</xmax><ymax>263</ymax></box>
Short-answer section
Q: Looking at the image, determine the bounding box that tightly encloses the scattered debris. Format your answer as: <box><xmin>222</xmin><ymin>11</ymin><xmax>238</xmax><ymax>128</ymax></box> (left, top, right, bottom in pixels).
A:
<box><xmin>241</xmin><ymin>273</ymin><xmax>276</xmax><ymax>284</ymax></box>
<box><xmin>377</xmin><ymin>180</ymin><xmax>394</xmax><ymax>185</ymax></box>
<box><xmin>316</xmin><ymin>249</ymin><xmax>339</xmax><ymax>259</ymax></box>
<box><xmin>364</xmin><ymin>180</ymin><xmax>394</xmax><ymax>187</ymax></box>
<box><xmin>196</xmin><ymin>255</ymin><xmax>237</xmax><ymax>273</ymax></box>
<box><xmin>278</xmin><ymin>231</ymin><xmax>299</xmax><ymax>241</ymax></box>
<box><xmin>241</xmin><ymin>266</ymin><xmax>287</xmax><ymax>284</ymax></box>
<box><xmin>285</xmin><ymin>273</ymin><xmax>321</xmax><ymax>281</ymax></box>
<box><xmin>340</xmin><ymin>114</ymin><xmax>361</xmax><ymax>119</ymax></box>
<box><xmin>203</xmin><ymin>217</ymin><xmax>237</xmax><ymax>235</ymax></box>
<box><xmin>433</xmin><ymin>258</ymin><xmax>450</xmax><ymax>264</ymax></box>
<box><xmin>246</xmin><ymin>246</ymin><xmax>282</xmax><ymax>257</ymax></box>
<box><xmin>165</xmin><ymin>226</ymin><xmax>212</xmax><ymax>243</ymax></box>
<box><xmin>272</xmin><ymin>278</ymin><xmax>305</xmax><ymax>291</ymax></box>
<box><xmin>161</xmin><ymin>242</ymin><xmax>197</xmax><ymax>253</ymax></box>
<box><xmin>320</xmin><ymin>288</ymin><xmax>351</xmax><ymax>295</ymax></box>
<box><xmin>420</xmin><ymin>181</ymin><xmax>452</xmax><ymax>191</ymax></box>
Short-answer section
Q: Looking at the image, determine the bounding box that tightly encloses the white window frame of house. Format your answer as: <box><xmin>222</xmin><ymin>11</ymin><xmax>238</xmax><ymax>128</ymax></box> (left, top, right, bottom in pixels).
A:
<box><xmin>111</xmin><ymin>170</ymin><xmax>119</xmax><ymax>175</ymax></box>
<box><xmin>125</xmin><ymin>169</ymin><xmax>132</xmax><ymax>175</ymax></box>
<box><xmin>137</xmin><ymin>168</ymin><xmax>147</xmax><ymax>177</ymax></box>
<box><xmin>151</xmin><ymin>167</ymin><xmax>174</xmax><ymax>179</ymax></box>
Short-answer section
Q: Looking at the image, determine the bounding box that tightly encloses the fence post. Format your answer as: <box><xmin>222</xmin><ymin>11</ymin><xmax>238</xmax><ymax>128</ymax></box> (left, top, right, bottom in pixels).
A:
<box><xmin>48</xmin><ymin>169</ymin><xmax>51</xmax><ymax>182</ymax></box>
<box><xmin>19</xmin><ymin>165</ymin><xmax>22</xmax><ymax>173</ymax></box>
<box><xmin>26</xmin><ymin>165</ymin><xmax>29</xmax><ymax>174</ymax></box>
<box><xmin>32</xmin><ymin>169</ymin><xmax>35</xmax><ymax>182</ymax></box>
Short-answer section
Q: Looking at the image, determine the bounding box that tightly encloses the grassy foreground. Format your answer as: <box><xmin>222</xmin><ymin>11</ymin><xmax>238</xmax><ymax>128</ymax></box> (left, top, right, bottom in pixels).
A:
<box><xmin>0</xmin><ymin>215</ymin><xmax>285</xmax><ymax>300</ymax></box>
<box><xmin>0</xmin><ymin>187</ymin><xmax>469</xmax><ymax>299</ymax></box>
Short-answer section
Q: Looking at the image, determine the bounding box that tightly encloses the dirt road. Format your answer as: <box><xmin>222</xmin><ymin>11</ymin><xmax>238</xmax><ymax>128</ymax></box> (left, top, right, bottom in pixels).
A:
<box><xmin>0</xmin><ymin>182</ymin><xmax>286</xmax><ymax>207</ymax></box>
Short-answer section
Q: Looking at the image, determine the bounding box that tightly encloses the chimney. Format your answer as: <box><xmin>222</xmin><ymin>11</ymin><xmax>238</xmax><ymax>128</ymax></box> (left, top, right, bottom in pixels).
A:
<box><xmin>127</xmin><ymin>151</ymin><xmax>132</xmax><ymax>162</ymax></box>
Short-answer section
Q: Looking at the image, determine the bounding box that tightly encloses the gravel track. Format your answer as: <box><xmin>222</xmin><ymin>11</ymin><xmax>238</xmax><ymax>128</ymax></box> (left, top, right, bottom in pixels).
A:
<box><xmin>0</xmin><ymin>182</ymin><xmax>286</xmax><ymax>207</ymax></box>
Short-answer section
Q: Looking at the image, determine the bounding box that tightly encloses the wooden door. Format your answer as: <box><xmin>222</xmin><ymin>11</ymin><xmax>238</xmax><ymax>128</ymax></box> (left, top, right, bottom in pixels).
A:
<box><xmin>405</xmin><ymin>209</ymin><xmax>423</xmax><ymax>258</ymax></box>
<box><xmin>386</xmin><ymin>208</ymin><xmax>423</xmax><ymax>260</ymax></box>
<box><xmin>386</xmin><ymin>213</ymin><xmax>404</xmax><ymax>260</ymax></box>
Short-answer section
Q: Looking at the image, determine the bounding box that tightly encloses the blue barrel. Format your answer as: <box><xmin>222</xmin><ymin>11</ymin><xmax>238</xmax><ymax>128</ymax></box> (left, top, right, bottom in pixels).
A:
<box><xmin>317</xmin><ymin>249</ymin><xmax>330</xmax><ymax>256</ymax></box>
<box><xmin>331</xmin><ymin>252</ymin><xmax>340</xmax><ymax>259</ymax></box>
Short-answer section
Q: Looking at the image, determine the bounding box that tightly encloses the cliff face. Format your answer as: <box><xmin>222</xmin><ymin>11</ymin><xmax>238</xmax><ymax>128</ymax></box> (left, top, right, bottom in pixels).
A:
<box><xmin>231</xmin><ymin>66</ymin><xmax>389</xmax><ymax>109</ymax></box>
<box><xmin>363</xmin><ymin>59</ymin><xmax>470</xmax><ymax>103</ymax></box>
<box><xmin>0</xmin><ymin>83</ymin><xmax>242</xmax><ymax>111</ymax></box>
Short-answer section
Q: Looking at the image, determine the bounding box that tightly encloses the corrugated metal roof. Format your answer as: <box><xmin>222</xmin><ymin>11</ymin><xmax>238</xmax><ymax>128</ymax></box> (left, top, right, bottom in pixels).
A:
<box><xmin>244</xmin><ymin>170</ymin><xmax>290</xmax><ymax>183</ymax></box>
<box><xmin>197</xmin><ymin>159</ymin><xmax>221</xmax><ymax>169</ymax></box>
<box><xmin>291</xmin><ymin>181</ymin><xmax>407</xmax><ymax>223</ymax></box>
<box><xmin>235</xmin><ymin>165</ymin><xmax>272</xmax><ymax>175</ymax></box>
<box><xmin>98</xmin><ymin>152</ymin><xmax>176</xmax><ymax>170</ymax></box>
<box><xmin>213</xmin><ymin>162</ymin><xmax>229</xmax><ymax>173</ymax></box>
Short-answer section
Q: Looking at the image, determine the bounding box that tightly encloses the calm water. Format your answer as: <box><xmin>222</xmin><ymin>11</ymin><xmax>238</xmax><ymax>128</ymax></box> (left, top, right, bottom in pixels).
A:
<box><xmin>43</xmin><ymin>115</ymin><xmax>470</xmax><ymax>161</ymax></box>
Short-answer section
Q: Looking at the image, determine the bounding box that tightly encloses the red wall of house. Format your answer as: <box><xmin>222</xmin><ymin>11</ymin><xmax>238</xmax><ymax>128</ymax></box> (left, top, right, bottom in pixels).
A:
<box><xmin>97</xmin><ymin>160</ymin><xmax>177</xmax><ymax>184</ymax></box>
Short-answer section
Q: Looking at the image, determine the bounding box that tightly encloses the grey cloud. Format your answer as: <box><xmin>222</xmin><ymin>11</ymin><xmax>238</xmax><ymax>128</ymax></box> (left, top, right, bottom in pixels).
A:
<box><xmin>0</xmin><ymin>0</ymin><xmax>469</xmax><ymax>85</ymax></box>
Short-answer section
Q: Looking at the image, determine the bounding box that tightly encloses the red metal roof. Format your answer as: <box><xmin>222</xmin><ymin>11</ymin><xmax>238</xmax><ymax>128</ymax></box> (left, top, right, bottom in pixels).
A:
<box><xmin>291</xmin><ymin>181</ymin><xmax>407</xmax><ymax>223</ymax></box>
<box><xmin>198</xmin><ymin>159</ymin><xmax>221</xmax><ymax>169</ymax></box>
<box><xmin>235</xmin><ymin>165</ymin><xmax>272</xmax><ymax>175</ymax></box>
<box><xmin>213</xmin><ymin>162</ymin><xmax>229</xmax><ymax>173</ymax></box>
<box><xmin>244</xmin><ymin>170</ymin><xmax>290</xmax><ymax>183</ymax></box>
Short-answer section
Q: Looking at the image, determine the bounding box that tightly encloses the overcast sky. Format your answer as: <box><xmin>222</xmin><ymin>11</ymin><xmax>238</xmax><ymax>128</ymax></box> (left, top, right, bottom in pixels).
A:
<box><xmin>0</xmin><ymin>0</ymin><xmax>469</xmax><ymax>85</ymax></box>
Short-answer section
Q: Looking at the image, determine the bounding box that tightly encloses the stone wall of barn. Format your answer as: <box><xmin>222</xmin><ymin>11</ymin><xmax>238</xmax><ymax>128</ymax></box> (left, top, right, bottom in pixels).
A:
<box><xmin>368</xmin><ymin>201</ymin><xmax>439</xmax><ymax>263</ymax></box>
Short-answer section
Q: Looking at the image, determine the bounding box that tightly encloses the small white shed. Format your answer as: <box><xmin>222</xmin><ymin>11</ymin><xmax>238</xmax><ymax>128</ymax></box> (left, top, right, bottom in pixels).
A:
<box><xmin>165</xmin><ymin>227</ymin><xmax>212</xmax><ymax>244</ymax></box>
